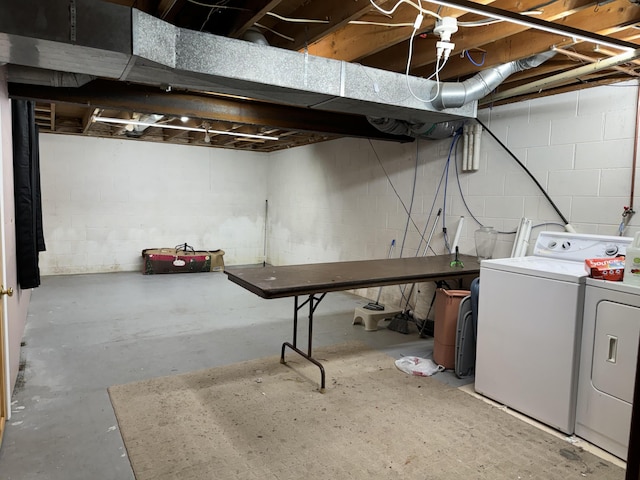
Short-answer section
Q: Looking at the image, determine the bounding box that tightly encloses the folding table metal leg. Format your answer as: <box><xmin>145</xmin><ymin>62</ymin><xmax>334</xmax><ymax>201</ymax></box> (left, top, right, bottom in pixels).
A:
<box><xmin>281</xmin><ymin>293</ymin><xmax>327</xmax><ymax>392</ymax></box>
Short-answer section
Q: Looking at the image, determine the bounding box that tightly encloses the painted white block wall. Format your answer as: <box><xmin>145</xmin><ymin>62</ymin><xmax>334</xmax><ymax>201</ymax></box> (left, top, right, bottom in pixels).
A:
<box><xmin>39</xmin><ymin>135</ymin><xmax>268</xmax><ymax>274</ymax></box>
<box><xmin>38</xmin><ymin>79</ymin><xmax>639</xmax><ymax>308</ymax></box>
<box><xmin>267</xmin><ymin>80</ymin><xmax>640</xmax><ymax>315</ymax></box>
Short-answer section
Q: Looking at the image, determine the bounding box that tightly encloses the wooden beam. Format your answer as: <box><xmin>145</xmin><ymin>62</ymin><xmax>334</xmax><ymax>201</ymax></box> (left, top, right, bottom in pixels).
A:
<box><xmin>553</xmin><ymin>48</ymin><xmax>640</xmax><ymax>77</ymax></box>
<box><xmin>416</xmin><ymin>0</ymin><xmax>637</xmax><ymax>50</ymax></box>
<box><xmin>480</xmin><ymin>47</ymin><xmax>640</xmax><ymax>104</ymax></box>
<box><xmin>267</xmin><ymin>0</ymin><xmax>374</xmax><ymax>51</ymax></box>
<box><xmin>50</xmin><ymin>103</ymin><xmax>56</xmax><ymax>131</ymax></box>
<box><xmin>306</xmin><ymin>0</ymin><xmax>496</xmax><ymax>62</ymax></box>
<box><xmin>228</xmin><ymin>0</ymin><xmax>283</xmax><ymax>38</ymax></box>
<box><xmin>82</xmin><ymin>108</ymin><xmax>100</xmax><ymax>134</ymax></box>
<box><xmin>8</xmin><ymin>81</ymin><xmax>414</xmax><ymax>143</ymax></box>
<box><xmin>156</xmin><ymin>0</ymin><xmax>183</xmax><ymax>20</ymax></box>
<box><xmin>413</xmin><ymin>0</ymin><xmax>640</xmax><ymax>80</ymax></box>
<box><xmin>362</xmin><ymin>0</ymin><xmax>599</xmax><ymax>72</ymax></box>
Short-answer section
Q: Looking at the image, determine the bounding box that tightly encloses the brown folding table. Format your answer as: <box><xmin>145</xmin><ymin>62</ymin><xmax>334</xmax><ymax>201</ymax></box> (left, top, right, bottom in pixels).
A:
<box><xmin>225</xmin><ymin>254</ymin><xmax>480</xmax><ymax>392</ymax></box>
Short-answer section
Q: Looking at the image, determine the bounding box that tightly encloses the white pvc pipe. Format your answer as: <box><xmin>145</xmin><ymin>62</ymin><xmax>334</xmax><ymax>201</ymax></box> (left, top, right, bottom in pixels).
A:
<box><xmin>467</xmin><ymin>126</ymin><xmax>474</xmax><ymax>171</ymax></box>
<box><xmin>511</xmin><ymin>217</ymin><xmax>532</xmax><ymax>257</ymax></box>
<box><xmin>510</xmin><ymin>219</ymin><xmax>523</xmax><ymax>257</ymax></box>
<box><xmin>451</xmin><ymin>216</ymin><xmax>464</xmax><ymax>251</ymax></box>
<box><xmin>521</xmin><ymin>218</ymin><xmax>532</xmax><ymax>256</ymax></box>
<box><xmin>472</xmin><ymin>123</ymin><xmax>482</xmax><ymax>171</ymax></box>
<box><xmin>462</xmin><ymin>124</ymin><xmax>469</xmax><ymax>171</ymax></box>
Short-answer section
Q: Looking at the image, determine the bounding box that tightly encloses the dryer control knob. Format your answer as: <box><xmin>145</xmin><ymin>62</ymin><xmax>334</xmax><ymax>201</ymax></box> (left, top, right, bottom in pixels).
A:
<box><xmin>604</xmin><ymin>245</ymin><xmax>619</xmax><ymax>256</ymax></box>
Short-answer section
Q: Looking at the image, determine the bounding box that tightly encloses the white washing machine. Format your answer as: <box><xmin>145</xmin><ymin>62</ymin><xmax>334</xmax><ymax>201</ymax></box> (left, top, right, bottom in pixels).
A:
<box><xmin>475</xmin><ymin>232</ymin><xmax>631</xmax><ymax>434</ymax></box>
<box><xmin>575</xmin><ymin>278</ymin><xmax>640</xmax><ymax>460</ymax></box>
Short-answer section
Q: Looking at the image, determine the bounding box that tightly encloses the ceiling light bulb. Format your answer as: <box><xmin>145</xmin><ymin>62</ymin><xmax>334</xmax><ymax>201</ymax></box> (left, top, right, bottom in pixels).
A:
<box><xmin>181</xmin><ymin>116</ymin><xmax>189</xmax><ymax>123</ymax></box>
<box><xmin>204</xmin><ymin>132</ymin><xmax>211</xmax><ymax>143</ymax></box>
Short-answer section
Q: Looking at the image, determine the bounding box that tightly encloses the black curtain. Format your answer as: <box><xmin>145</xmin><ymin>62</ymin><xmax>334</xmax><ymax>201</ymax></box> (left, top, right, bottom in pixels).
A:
<box><xmin>12</xmin><ymin>99</ymin><xmax>45</xmax><ymax>289</ymax></box>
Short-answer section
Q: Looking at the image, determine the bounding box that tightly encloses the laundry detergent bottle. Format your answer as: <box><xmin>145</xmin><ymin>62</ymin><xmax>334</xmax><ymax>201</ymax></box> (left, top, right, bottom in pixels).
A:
<box><xmin>623</xmin><ymin>232</ymin><xmax>640</xmax><ymax>286</ymax></box>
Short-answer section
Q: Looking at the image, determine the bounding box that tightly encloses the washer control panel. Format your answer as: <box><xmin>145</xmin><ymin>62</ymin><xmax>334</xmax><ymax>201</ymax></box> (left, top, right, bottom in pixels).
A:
<box><xmin>533</xmin><ymin>232</ymin><xmax>632</xmax><ymax>262</ymax></box>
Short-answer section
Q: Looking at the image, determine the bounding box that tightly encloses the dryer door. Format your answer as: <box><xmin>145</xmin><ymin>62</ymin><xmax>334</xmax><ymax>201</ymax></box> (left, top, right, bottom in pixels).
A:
<box><xmin>593</xmin><ymin>300</ymin><xmax>640</xmax><ymax>403</ymax></box>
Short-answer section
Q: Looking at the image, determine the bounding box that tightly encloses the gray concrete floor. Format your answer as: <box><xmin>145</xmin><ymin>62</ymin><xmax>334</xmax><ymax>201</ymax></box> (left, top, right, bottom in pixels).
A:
<box><xmin>0</xmin><ymin>270</ymin><xmax>468</xmax><ymax>480</ymax></box>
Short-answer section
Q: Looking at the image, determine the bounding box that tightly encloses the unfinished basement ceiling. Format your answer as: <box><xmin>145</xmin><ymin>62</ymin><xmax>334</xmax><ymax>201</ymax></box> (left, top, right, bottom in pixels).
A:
<box><xmin>4</xmin><ymin>0</ymin><xmax>640</xmax><ymax>152</ymax></box>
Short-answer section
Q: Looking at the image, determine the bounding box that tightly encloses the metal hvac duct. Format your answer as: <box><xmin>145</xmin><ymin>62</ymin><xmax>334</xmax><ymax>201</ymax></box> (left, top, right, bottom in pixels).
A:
<box><xmin>124</xmin><ymin>114</ymin><xmax>165</xmax><ymax>137</ymax></box>
<box><xmin>431</xmin><ymin>50</ymin><xmax>557</xmax><ymax>111</ymax></box>
<box><xmin>0</xmin><ymin>0</ymin><xmax>476</xmax><ymax>127</ymax></box>
<box><xmin>6</xmin><ymin>65</ymin><xmax>95</xmax><ymax>87</ymax></box>
<box><xmin>242</xmin><ymin>28</ymin><xmax>269</xmax><ymax>46</ymax></box>
<box><xmin>367</xmin><ymin>50</ymin><xmax>556</xmax><ymax>139</ymax></box>
<box><xmin>366</xmin><ymin>117</ymin><xmax>464</xmax><ymax>139</ymax></box>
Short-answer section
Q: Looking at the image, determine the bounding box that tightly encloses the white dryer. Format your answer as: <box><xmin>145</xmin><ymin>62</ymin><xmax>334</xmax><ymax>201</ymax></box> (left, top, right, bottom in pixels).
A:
<box><xmin>575</xmin><ymin>278</ymin><xmax>640</xmax><ymax>460</ymax></box>
<box><xmin>475</xmin><ymin>232</ymin><xmax>631</xmax><ymax>434</ymax></box>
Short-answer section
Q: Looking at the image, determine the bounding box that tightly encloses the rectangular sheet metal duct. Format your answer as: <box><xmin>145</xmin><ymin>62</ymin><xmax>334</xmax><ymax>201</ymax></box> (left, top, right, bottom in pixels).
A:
<box><xmin>0</xmin><ymin>0</ymin><xmax>476</xmax><ymax>126</ymax></box>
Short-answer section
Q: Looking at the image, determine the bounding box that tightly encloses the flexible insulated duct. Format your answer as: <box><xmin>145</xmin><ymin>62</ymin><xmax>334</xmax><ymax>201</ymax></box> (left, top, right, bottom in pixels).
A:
<box><xmin>366</xmin><ymin>117</ymin><xmax>463</xmax><ymax>139</ymax></box>
<box><xmin>431</xmin><ymin>50</ymin><xmax>556</xmax><ymax>110</ymax></box>
<box><xmin>367</xmin><ymin>50</ymin><xmax>556</xmax><ymax>139</ymax></box>
<box><xmin>124</xmin><ymin>114</ymin><xmax>164</xmax><ymax>136</ymax></box>
<box><xmin>7</xmin><ymin>65</ymin><xmax>95</xmax><ymax>87</ymax></box>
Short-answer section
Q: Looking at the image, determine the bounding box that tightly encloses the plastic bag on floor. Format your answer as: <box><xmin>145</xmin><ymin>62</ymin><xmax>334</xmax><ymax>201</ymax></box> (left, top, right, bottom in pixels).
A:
<box><xmin>395</xmin><ymin>356</ymin><xmax>445</xmax><ymax>377</ymax></box>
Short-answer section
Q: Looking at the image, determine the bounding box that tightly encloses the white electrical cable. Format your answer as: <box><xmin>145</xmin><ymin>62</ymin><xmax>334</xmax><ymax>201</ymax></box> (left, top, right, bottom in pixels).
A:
<box><xmin>349</xmin><ymin>20</ymin><xmax>415</xmax><ymax>27</ymax></box>
<box><xmin>404</xmin><ymin>27</ymin><xmax>449</xmax><ymax>103</ymax></box>
<box><xmin>254</xmin><ymin>23</ymin><xmax>295</xmax><ymax>42</ymax></box>
<box><xmin>369</xmin><ymin>0</ymin><xmax>441</xmax><ymax>20</ymax></box>
<box><xmin>265</xmin><ymin>12</ymin><xmax>329</xmax><ymax>24</ymax></box>
<box><xmin>187</xmin><ymin>0</ymin><xmax>247</xmax><ymax>11</ymax></box>
<box><xmin>188</xmin><ymin>0</ymin><xmax>330</xmax><ymax>25</ymax></box>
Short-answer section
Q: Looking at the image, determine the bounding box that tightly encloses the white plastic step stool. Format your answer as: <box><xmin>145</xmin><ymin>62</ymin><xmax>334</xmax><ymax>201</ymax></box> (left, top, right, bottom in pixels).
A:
<box><xmin>353</xmin><ymin>305</ymin><xmax>403</xmax><ymax>331</ymax></box>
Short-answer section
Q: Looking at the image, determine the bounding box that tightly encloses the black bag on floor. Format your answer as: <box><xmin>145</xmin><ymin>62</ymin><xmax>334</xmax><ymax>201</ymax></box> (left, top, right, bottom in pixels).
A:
<box><xmin>455</xmin><ymin>277</ymin><xmax>480</xmax><ymax>379</ymax></box>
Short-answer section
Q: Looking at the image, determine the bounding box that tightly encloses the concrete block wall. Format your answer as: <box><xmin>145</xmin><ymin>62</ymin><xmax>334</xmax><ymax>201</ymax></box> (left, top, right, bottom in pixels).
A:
<box><xmin>267</xmin><ymin>80</ymin><xmax>640</xmax><ymax>314</ymax></box>
<box><xmin>39</xmin><ymin>135</ymin><xmax>268</xmax><ymax>274</ymax></box>
<box><xmin>477</xmin><ymin>80</ymin><xmax>640</xmax><ymax>257</ymax></box>
<box><xmin>38</xmin><ymin>79</ymin><xmax>639</xmax><ymax>287</ymax></box>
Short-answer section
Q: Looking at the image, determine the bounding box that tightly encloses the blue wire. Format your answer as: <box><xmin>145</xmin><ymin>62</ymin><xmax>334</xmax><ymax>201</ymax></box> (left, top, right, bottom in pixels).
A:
<box><xmin>465</xmin><ymin>49</ymin><xmax>486</xmax><ymax>67</ymax></box>
<box><xmin>398</xmin><ymin>142</ymin><xmax>420</xmax><ymax>258</ymax></box>
<box><xmin>442</xmin><ymin>135</ymin><xmax>459</xmax><ymax>253</ymax></box>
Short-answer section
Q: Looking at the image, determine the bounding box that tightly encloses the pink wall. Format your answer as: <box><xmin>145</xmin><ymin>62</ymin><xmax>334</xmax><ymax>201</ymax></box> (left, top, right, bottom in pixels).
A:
<box><xmin>0</xmin><ymin>65</ymin><xmax>31</xmax><ymax>408</ymax></box>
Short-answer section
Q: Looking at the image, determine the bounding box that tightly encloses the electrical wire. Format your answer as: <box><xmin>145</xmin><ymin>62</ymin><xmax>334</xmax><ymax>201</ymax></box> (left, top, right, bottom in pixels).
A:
<box><xmin>397</xmin><ymin>143</ymin><xmax>420</xmax><ymax>260</ymax></box>
<box><xmin>368</xmin><ymin>0</ymin><xmax>441</xmax><ymax>20</ymax></box>
<box><xmin>465</xmin><ymin>49</ymin><xmax>486</xmax><ymax>66</ymax></box>
<box><xmin>450</xmin><ymin>123</ymin><xmax>573</xmax><ymax>236</ymax></box>
<box><xmin>265</xmin><ymin>12</ymin><xmax>329</xmax><ymax>24</ymax></box>
<box><xmin>368</xmin><ymin>138</ymin><xmax>446</xmax><ymax>260</ymax></box>
<box><xmin>441</xmin><ymin>134</ymin><xmax>461</xmax><ymax>253</ymax></box>
<box><xmin>187</xmin><ymin>0</ymin><xmax>247</xmax><ymax>10</ymax></box>
<box><xmin>457</xmin><ymin>18</ymin><xmax>501</xmax><ymax>27</ymax></box>
<box><xmin>200</xmin><ymin>8</ymin><xmax>216</xmax><ymax>31</ymax></box>
<box><xmin>254</xmin><ymin>23</ymin><xmax>295</xmax><ymax>42</ymax></box>
<box><xmin>368</xmin><ymin>139</ymin><xmax>424</xmax><ymax>239</ymax></box>
<box><xmin>414</xmin><ymin>142</ymin><xmax>455</xmax><ymax>257</ymax></box>
<box><xmin>404</xmin><ymin>26</ymin><xmax>448</xmax><ymax>103</ymax></box>
<box><xmin>475</xmin><ymin>119</ymin><xmax>571</xmax><ymax>226</ymax></box>
<box><xmin>349</xmin><ymin>20</ymin><xmax>415</xmax><ymax>27</ymax></box>
<box><xmin>189</xmin><ymin>0</ymin><xmax>329</xmax><ymax>26</ymax></box>
<box><xmin>453</xmin><ymin>130</ymin><xmax>483</xmax><ymax>227</ymax></box>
